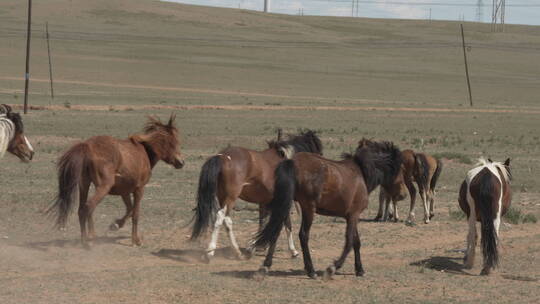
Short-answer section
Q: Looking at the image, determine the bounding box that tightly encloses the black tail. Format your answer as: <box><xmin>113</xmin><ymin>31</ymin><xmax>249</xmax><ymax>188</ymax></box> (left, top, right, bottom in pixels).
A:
<box><xmin>430</xmin><ymin>158</ymin><xmax>443</xmax><ymax>191</ymax></box>
<box><xmin>191</xmin><ymin>155</ymin><xmax>222</xmax><ymax>240</ymax></box>
<box><xmin>253</xmin><ymin>160</ymin><xmax>296</xmax><ymax>249</ymax></box>
<box><xmin>414</xmin><ymin>154</ymin><xmax>429</xmax><ymax>192</ymax></box>
<box><xmin>46</xmin><ymin>143</ymin><xmax>89</xmax><ymax>228</ymax></box>
<box><xmin>473</xmin><ymin>171</ymin><xmax>499</xmax><ymax>270</ymax></box>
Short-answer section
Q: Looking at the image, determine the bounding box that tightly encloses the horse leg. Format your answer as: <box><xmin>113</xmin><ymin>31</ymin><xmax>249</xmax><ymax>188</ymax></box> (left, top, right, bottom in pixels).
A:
<box><xmin>382</xmin><ymin>194</ymin><xmax>391</xmax><ymax>221</ymax></box>
<box><xmin>405</xmin><ymin>177</ymin><xmax>417</xmax><ymax>223</ymax></box>
<box><xmin>428</xmin><ymin>189</ymin><xmax>435</xmax><ymax>220</ymax></box>
<box><xmin>393</xmin><ymin>198</ymin><xmax>399</xmax><ymax>222</ymax></box>
<box><xmin>223</xmin><ymin>206</ymin><xmax>243</xmax><ymax>260</ymax></box>
<box><xmin>374</xmin><ymin>189</ymin><xmax>385</xmax><ymax>221</ymax></box>
<box><xmin>204</xmin><ymin>205</ymin><xmax>227</xmax><ymax>262</ymax></box>
<box><xmin>110</xmin><ymin>194</ymin><xmax>133</xmax><ymax>231</ymax></box>
<box><xmin>131</xmin><ymin>188</ymin><xmax>144</xmax><ymax>246</ymax></box>
<box><xmin>77</xmin><ymin>179</ymin><xmax>91</xmax><ymax>245</ymax></box>
<box><xmin>464</xmin><ymin>207</ymin><xmax>477</xmax><ymax>269</ymax></box>
<box><xmin>353</xmin><ymin>226</ymin><xmax>365</xmax><ymax>276</ymax></box>
<box><xmin>418</xmin><ymin>184</ymin><xmax>430</xmax><ymax>224</ymax></box>
<box><xmin>80</xmin><ymin>182</ymin><xmax>112</xmax><ymax>247</ymax></box>
<box><xmin>284</xmin><ymin>215</ymin><xmax>299</xmax><ymax>258</ymax></box>
<box><xmin>324</xmin><ymin>215</ymin><xmax>356</xmax><ymax>280</ymax></box>
<box><xmin>299</xmin><ymin>208</ymin><xmax>316</xmax><ymax>279</ymax></box>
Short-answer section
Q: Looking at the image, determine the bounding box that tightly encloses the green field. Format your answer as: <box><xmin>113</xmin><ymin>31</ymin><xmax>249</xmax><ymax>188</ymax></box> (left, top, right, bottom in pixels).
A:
<box><xmin>1</xmin><ymin>1</ymin><xmax>539</xmax><ymax>303</ymax></box>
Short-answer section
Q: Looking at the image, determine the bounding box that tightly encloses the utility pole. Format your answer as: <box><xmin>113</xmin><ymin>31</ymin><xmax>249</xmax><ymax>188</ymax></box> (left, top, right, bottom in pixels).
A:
<box><xmin>476</xmin><ymin>0</ymin><xmax>484</xmax><ymax>22</ymax></box>
<box><xmin>45</xmin><ymin>22</ymin><xmax>54</xmax><ymax>103</ymax></box>
<box><xmin>264</xmin><ymin>0</ymin><xmax>270</xmax><ymax>13</ymax></box>
<box><xmin>460</xmin><ymin>24</ymin><xmax>473</xmax><ymax>107</ymax></box>
<box><xmin>23</xmin><ymin>0</ymin><xmax>32</xmax><ymax>114</ymax></box>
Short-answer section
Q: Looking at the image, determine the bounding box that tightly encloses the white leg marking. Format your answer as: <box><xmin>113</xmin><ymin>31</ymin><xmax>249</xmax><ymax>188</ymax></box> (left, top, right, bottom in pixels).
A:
<box><xmin>223</xmin><ymin>215</ymin><xmax>242</xmax><ymax>257</ymax></box>
<box><xmin>422</xmin><ymin>191</ymin><xmax>430</xmax><ymax>223</ymax></box>
<box><xmin>393</xmin><ymin>199</ymin><xmax>399</xmax><ymax>221</ymax></box>
<box><xmin>285</xmin><ymin>225</ymin><xmax>299</xmax><ymax>257</ymax></box>
<box><xmin>206</xmin><ymin>207</ymin><xmax>226</xmax><ymax>257</ymax></box>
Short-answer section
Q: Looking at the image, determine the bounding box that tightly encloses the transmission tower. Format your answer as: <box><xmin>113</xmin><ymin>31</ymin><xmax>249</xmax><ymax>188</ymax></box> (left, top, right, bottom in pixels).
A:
<box><xmin>491</xmin><ymin>0</ymin><xmax>506</xmax><ymax>32</ymax></box>
<box><xmin>476</xmin><ymin>0</ymin><xmax>483</xmax><ymax>22</ymax></box>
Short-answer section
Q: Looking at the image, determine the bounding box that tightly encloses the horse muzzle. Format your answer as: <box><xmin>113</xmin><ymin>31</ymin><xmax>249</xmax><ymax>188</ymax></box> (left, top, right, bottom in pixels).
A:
<box><xmin>173</xmin><ymin>158</ymin><xmax>185</xmax><ymax>169</ymax></box>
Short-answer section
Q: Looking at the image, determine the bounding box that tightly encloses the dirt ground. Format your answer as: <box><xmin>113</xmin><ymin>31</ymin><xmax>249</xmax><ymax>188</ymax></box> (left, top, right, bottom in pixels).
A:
<box><xmin>1</xmin><ymin>1</ymin><xmax>539</xmax><ymax>303</ymax></box>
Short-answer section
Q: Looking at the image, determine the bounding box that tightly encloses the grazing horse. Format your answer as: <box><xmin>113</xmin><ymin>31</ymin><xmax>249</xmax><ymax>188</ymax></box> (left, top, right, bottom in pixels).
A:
<box><xmin>190</xmin><ymin>130</ymin><xmax>323</xmax><ymax>262</ymax></box>
<box><xmin>252</xmin><ymin>139</ymin><xmax>401</xmax><ymax>280</ymax></box>
<box><xmin>0</xmin><ymin>104</ymin><xmax>34</xmax><ymax>162</ymax></box>
<box><xmin>458</xmin><ymin>158</ymin><xmax>511</xmax><ymax>275</ymax></box>
<box><xmin>47</xmin><ymin>115</ymin><xmax>185</xmax><ymax>247</ymax></box>
<box><xmin>375</xmin><ymin>149</ymin><xmax>442</xmax><ymax>224</ymax></box>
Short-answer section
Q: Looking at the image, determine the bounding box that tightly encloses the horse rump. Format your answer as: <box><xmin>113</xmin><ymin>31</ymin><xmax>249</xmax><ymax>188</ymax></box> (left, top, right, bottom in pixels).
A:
<box><xmin>191</xmin><ymin>155</ymin><xmax>222</xmax><ymax>240</ymax></box>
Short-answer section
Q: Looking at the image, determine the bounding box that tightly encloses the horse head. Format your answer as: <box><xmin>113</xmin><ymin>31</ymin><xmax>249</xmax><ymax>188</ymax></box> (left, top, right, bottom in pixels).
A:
<box><xmin>133</xmin><ymin>114</ymin><xmax>185</xmax><ymax>169</ymax></box>
<box><xmin>5</xmin><ymin>112</ymin><xmax>34</xmax><ymax>162</ymax></box>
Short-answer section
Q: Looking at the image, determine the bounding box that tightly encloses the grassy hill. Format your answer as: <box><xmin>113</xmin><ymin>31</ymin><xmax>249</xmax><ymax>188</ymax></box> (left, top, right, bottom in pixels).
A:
<box><xmin>1</xmin><ymin>0</ymin><xmax>539</xmax><ymax>108</ymax></box>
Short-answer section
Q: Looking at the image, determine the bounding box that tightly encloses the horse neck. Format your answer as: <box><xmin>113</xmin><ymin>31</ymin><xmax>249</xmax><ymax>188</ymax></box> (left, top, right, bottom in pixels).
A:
<box><xmin>138</xmin><ymin>140</ymin><xmax>161</xmax><ymax>169</ymax></box>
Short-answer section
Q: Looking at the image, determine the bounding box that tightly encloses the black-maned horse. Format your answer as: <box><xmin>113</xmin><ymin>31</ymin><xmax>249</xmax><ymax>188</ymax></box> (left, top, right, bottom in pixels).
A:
<box><xmin>191</xmin><ymin>130</ymin><xmax>322</xmax><ymax>262</ymax></box>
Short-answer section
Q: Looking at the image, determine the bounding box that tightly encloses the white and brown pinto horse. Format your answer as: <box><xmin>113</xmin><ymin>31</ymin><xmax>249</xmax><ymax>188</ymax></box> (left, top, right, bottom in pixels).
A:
<box><xmin>458</xmin><ymin>158</ymin><xmax>511</xmax><ymax>275</ymax></box>
<box><xmin>0</xmin><ymin>104</ymin><xmax>34</xmax><ymax>162</ymax></box>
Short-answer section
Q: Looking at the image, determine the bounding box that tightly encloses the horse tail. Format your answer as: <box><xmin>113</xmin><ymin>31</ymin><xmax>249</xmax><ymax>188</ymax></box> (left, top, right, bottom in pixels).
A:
<box><xmin>253</xmin><ymin>160</ymin><xmax>296</xmax><ymax>249</ymax></box>
<box><xmin>430</xmin><ymin>158</ymin><xmax>443</xmax><ymax>191</ymax></box>
<box><xmin>190</xmin><ymin>155</ymin><xmax>222</xmax><ymax>240</ymax></box>
<box><xmin>414</xmin><ymin>154</ymin><xmax>429</xmax><ymax>192</ymax></box>
<box><xmin>47</xmin><ymin>143</ymin><xmax>90</xmax><ymax>228</ymax></box>
<box><xmin>474</xmin><ymin>171</ymin><xmax>500</xmax><ymax>270</ymax></box>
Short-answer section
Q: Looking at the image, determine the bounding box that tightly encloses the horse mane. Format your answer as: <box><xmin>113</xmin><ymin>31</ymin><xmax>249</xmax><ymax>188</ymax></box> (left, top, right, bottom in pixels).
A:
<box><xmin>345</xmin><ymin>138</ymin><xmax>402</xmax><ymax>193</ymax></box>
<box><xmin>476</xmin><ymin>158</ymin><xmax>512</xmax><ymax>183</ymax></box>
<box><xmin>130</xmin><ymin>115</ymin><xmax>179</xmax><ymax>161</ymax></box>
<box><xmin>267</xmin><ymin>129</ymin><xmax>323</xmax><ymax>158</ymax></box>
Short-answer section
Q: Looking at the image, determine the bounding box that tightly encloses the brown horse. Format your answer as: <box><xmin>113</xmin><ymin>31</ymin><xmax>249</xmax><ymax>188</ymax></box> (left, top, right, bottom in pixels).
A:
<box><xmin>458</xmin><ymin>158</ymin><xmax>511</xmax><ymax>275</ymax></box>
<box><xmin>252</xmin><ymin>139</ymin><xmax>401</xmax><ymax>280</ymax></box>
<box><xmin>375</xmin><ymin>149</ymin><xmax>442</xmax><ymax>224</ymax></box>
<box><xmin>190</xmin><ymin>130</ymin><xmax>322</xmax><ymax>262</ymax></box>
<box><xmin>47</xmin><ymin>115</ymin><xmax>184</xmax><ymax>247</ymax></box>
<box><xmin>0</xmin><ymin>104</ymin><xmax>34</xmax><ymax>162</ymax></box>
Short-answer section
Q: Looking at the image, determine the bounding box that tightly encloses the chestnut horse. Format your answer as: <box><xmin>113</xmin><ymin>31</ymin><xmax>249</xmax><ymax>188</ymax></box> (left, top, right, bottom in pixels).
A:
<box><xmin>191</xmin><ymin>130</ymin><xmax>322</xmax><ymax>262</ymax></box>
<box><xmin>0</xmin><ymin>104</ymin><xmax>34</xmax><ymax>162</ymax></box>
<box><xmin>458</xmin><ymin>158</ymin><xmax>511</xmax><ymax>275</ymax></box>
<box><xmin>47</xmin><ymin>115</ymin><xmax>184</xmax><ymax>247</ymax></box>
<box><xmin>252</xmin><ymin>139</ymin><xmax>401</xmax><ymax>280</ymax></box>
<box><xmin>375</xmin><ymin>149</ymin><xmax>442</xmax><ymax>223</ymax></box>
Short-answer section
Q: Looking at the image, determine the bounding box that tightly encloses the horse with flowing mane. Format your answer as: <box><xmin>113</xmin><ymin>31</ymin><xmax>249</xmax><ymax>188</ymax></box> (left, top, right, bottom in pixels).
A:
<box><xmin>190</xmin><ymin>129</ymin><xmax>322</xmax><ymax>262</ymax></box>
<box><xmin>458</xmin><ymin>158</ymin><xmax>511</xmax><ymax>275</ymax></box>
<box><xmin>252</xmin><ymin>139</ymin><xmax>401</xmax><ymax>280</ymax></box>
<box><xmin>47</xmin><ymin>115</ymin><xmax>184</xmax><ymax>247</ymax></box>
<box><xmin>0</xmin><ymin>104</ymin><xmax>34</xmax><ymax>162</ymax></box>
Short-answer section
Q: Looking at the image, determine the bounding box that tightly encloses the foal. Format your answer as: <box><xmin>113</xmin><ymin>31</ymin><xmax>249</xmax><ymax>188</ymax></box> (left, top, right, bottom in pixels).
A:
<box><xmin>252</xmin><ymin>139</ymin><xmax>402</xmax><ymax>280</ymax></box>
<box><xmin>191</xmin><ymin>130</ymin><xmax>322</xmax><ymax>262</ymax></box>
<box><xmin>47</xmin><ymin>115</ymin><xmax>184</xmax><ymax>247</ymax></box>
<box><xmin>458</xmin><ymin>158</ymin><xmax>511</xmax><ymax>275</ymax></box>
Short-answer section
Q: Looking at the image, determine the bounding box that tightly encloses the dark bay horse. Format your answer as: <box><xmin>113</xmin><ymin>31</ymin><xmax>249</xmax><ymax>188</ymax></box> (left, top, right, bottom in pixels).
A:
<box><xmin>0</xmin><ymin>104</ymin><xmax>34</xmax><ymax>162</ymax></box>
<box><xmin>191</xmin><ymin>130</ymin><xmax>322</xmax><ymax>262</ymax></box>
<box><xmin>458</xmin><ymin>158</ymin><xmax>511</xmax><ymax>275</ymax></box>
<box><xmin>47</xmin><ymin>115</ymin><xmax>184</xmax><ymax>247</ymax></box>
<box><xmin>375</xmin><ymin>149</ymin><xmax>442</xmax><ymax>224</ymax></box>
<box><xmin>252</xmin><ymin>139</ymin><xmax>401</xmax><ymax>280</ymax></box>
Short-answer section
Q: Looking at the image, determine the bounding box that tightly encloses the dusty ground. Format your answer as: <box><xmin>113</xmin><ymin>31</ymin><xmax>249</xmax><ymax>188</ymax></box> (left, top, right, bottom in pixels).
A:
<box><xmin>0</xmin><ymin>1</ymin><xmax>539</xmax><ymax>303</ymax></box>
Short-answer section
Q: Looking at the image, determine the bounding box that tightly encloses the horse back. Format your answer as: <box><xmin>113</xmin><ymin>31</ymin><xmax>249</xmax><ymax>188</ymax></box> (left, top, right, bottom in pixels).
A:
<box><xmin>469</xmin><ymin>168</ymin><xmax>502</xmax><ymax>221</ymax></box>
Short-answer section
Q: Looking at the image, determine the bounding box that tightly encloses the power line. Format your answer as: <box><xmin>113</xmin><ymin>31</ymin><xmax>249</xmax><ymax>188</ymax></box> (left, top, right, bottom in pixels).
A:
<box><xmin>314</xmin><ymin>0</ymin><xmax>540</xmax><ymax>7</ymax></box>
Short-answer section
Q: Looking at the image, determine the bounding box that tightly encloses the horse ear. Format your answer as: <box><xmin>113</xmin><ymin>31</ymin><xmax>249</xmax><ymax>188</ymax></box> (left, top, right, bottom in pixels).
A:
<box><xmin>488</xmin><ymin>158</ymin><xmax>493</xmax><ymax>163</ymax></box>
<box><xmin>504</xmin><ymin>158</ymin><xmax>510</xmax><ymax>166</ymax></box>
<box><xmin>168</xmin><ymin>113</ymin><xmax>176</xmax><ymax>127</ymax></box>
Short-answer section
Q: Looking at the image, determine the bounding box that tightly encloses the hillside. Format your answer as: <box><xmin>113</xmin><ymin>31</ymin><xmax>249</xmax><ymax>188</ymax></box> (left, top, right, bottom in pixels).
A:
<box><xmin>1</xmin><ymin>0</ymin><xmax>539</xmax><ymax>108</ymax></box>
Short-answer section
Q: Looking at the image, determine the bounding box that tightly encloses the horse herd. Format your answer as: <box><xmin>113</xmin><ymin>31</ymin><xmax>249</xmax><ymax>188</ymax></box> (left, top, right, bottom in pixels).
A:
<box><xmin>0</xmin><ymin>106</ymin><xmax>512</xmax><ymax>279</ymax></box>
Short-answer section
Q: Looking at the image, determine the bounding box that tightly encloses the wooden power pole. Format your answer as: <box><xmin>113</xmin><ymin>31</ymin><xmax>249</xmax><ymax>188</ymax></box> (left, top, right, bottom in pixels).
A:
<box><xmin>23</xmin><ymin>0</ymin><xmax>32</xmax><ymax>114</ymax></box>
<box><xmin>460</xmin><ymin>24</ymin><xmax>473</xmax><ymax>107</ymax></box>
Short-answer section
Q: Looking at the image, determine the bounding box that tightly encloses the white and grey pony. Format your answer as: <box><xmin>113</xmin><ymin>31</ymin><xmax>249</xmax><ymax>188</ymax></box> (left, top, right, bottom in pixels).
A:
<box><xmin>0</xmin><ymin>104</ymin><xmax>34</xmax><ymax>162</ymax></box>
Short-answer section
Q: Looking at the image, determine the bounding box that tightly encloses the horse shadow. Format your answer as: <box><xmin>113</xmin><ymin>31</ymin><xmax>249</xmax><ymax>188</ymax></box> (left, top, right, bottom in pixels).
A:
<box><xmin>212</xmin><ymin>268</ymin><xmax>316</xmax><ymax>280</ymax></box>
<box><xmin>151</xmin><ymin>246</ymin><xmax>250</xmax><ymax>264</ymax></box>
<box><xmin>410</xmin><ymin>256</ymin><xmax>473</xmax><ymax>276</ymax></box>
<box><xmin>24</xmin><ymin>236</ymin><xmax>128</xmax><ymax>252</ymax></box>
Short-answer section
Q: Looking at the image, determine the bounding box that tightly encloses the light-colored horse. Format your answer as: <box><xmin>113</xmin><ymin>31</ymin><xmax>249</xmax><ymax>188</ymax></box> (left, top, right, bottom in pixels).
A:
<box><xmin>0</xmin><ymin>105</ymin><xmax>34</xmax><ymax>162</ymax></box>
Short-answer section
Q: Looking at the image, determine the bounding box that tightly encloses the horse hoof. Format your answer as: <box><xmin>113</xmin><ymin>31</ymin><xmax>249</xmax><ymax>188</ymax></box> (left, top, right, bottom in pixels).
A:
<box><xmin>323</xmin><ymin>266</ymin><xmax>336</xmax><ymax>282</ymax></box>
<box><xmin>109</xmin><ymin>222</ymin><xmax>120</xmax><ymax>231</ymax></box>
<box><xmin>356</xmin><ymin>270</ymin><xmax>365</xmax><ymax>277</ymax></box>
<box><xmin>253</xmin><ymin>266</ymin><xmax>268</xmax><ymax>282</ymax></box>
<box><xmin>480</xmin><ymin>268</ymin><xmax>491</xmax><ymax>276</ymax></box>
<box><xmin>291</xmin><ymin>251</ymin><xmax>300</xmax><ymax>259</ymax></box>
<box><xmin>307</xmin><ymin>271</ymin><xmax>318</xmax><ymax>280</ymax></box>
<box><xmin>201</xmin><ymin>254</ymin><xmax>211</xmax><ymax>264</ymax></box>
